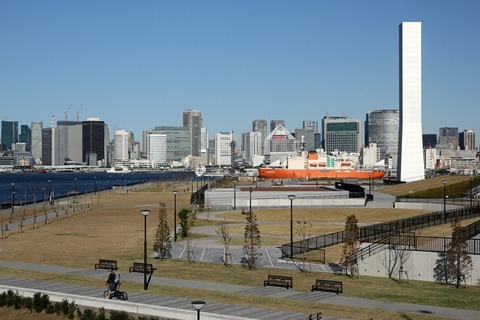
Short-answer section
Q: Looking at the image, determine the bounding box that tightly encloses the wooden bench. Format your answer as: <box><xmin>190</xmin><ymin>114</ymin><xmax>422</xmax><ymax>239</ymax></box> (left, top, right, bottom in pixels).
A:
<box><xmin>95</xmin><ymin>259</ymin><xmax>118</xmax><ymax>270</ymax></box>
<box><xmin>129</xmin><ymin>262</ymin><xmax>157</xmax><ymax>274</ymax></box>
<box><xmin>311</xmin><ymin>279</ymin><xmax>343</xmax><ymax>294</ymax></box>
<box><xmin>263</xmin><ymin>275</ymin><xmax>293</xmax><ymax>289</ymax></box>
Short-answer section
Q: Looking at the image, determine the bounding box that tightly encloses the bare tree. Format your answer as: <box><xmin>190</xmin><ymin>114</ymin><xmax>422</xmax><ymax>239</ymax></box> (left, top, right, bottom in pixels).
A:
<box><xmin>216</xmin><ymin>218</ymin><xmax>232</xmax><ymax>267</ymax></box>
<box><xmin>341</xmin><ymin>214</ymin><xmax>360</xmax><ymax>278</ymax></box>
<box><xmin>243</xmin><ymin>210</ymin><xmax>261</xmax><ymax>270</ymax></box>
<box><xmin>295</xmin><ymin>218</ymin><xmax>313</xmax><ymax>272</ymax></box>
<box><xmin>186</xmin><ymin>239</ymin><xmax>197</xmax><ymax>264</ymax></box>
<box><xmin>153</xmin><ymin>202</ymin><xmax>172</xmax><ymax>260</ymax></box>
<box><xmin>447</xmin><ymin>217</ymin><xmax>473</xmax><ymax>288</ymax></box>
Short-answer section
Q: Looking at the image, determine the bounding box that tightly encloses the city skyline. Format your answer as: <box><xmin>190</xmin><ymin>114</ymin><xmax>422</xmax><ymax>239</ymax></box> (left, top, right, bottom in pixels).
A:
<box><xmin>1</xmin><ymin>1</ymin><xmax>479</xmax><ymax>142</ymax></box>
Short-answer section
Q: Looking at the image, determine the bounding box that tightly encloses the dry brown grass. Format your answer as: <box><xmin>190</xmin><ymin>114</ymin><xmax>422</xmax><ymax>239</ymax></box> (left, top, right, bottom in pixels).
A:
<box><xmin>377</xmin><ymin>175</ymin><xmax>470</xmax><ymax>196</ymax></box>
<box><xmin>1</xmin><ymin>180</ymin><xmax>479</xmax><ymax>320</ymax></box>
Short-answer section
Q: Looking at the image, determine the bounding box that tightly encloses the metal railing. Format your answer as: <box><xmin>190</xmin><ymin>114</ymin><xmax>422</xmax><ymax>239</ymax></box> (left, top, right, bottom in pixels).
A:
<box><xmin>280</xmin><ymin>206</ymin><xmax>480</xmax><ymax>259</ymax></box>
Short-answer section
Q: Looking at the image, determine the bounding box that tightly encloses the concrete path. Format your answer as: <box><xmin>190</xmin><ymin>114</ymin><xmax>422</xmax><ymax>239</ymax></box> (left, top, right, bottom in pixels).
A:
<box><xmin>1</xmin><ymin>260</ymin><xmax>480</xmax><ymax>320</ymax></box>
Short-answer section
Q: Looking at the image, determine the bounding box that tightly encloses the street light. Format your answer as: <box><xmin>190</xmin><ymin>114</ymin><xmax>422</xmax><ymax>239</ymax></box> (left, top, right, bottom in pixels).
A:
<box><xmin>74</xmin><ymin>178</ymin><xmax>77</xmax><ymax>202</ymax></box>
<box><xmin>288</xmin><ymin>194</ymin><xmax>296</xmax><ymax>260</ymax></box>
<box><xmin>233</xmin><ymin>181</ymin><xmax>236</xmax><ymax>210</ymax></box>
<box><xmin>191</xmin><ymin>177</ymin><xmax>194</xmax><ymax>195</ymax></box>
<box><xmin>443</xmin><ymin>180</ymin><xmax>447</xmax><ymax>223</ymax></box>
<box><xmin>191</xmin><ymin>300</ymin><xmax>206</xmax><ymax>320</ymax></box>
<box><xmin>249</xmin><ymin>185</ymin><xmax>252</xmax><ymax>214</ymax></box>
<box><xmin>11</xmin><ymin>183</ymin><xmax>15</xmax><ymax>213</ymax></box>
<box><xmin>173</xmin><ymin>190</ymin><xmax>178</xmax><ymax>241</ymax></box>
<box><xmin>470</xmin><ymin>174</ymin><xmax>473</xmax><ymax>208</ymax></box>
<box><xmin>94</xmin><ymin>176</ymin><xmax>97</xmax><ymax>194</ymax></box>
<box><xmin>141</xmin><ymin>209</ymin><xmax>150</xmax><ymax>290</ymax></box>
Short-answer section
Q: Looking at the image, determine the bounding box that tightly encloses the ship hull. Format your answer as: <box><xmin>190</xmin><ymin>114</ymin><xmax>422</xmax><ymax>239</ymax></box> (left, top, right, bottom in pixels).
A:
<box><xmin>258</xmin><ymin>168</ymin><xmax>385</xmax><ymax>180</ymax></box>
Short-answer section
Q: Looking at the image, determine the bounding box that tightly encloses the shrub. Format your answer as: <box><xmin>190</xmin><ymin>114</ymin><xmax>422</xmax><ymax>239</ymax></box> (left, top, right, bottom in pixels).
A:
<box><xmin>22</xmin><ymin>296</ymin><xmax>33</xmax><ymax>311</ymax></box>
<box><xmin>109</xmin><ymin>310</ymin><xmax>132</xmax><ymax>320</ymax></box>
<box><xmin>0</xmin><ymin>292</ymin><xmax>6</xmax><ymax>306</ymax></box>
<box><xmin>54</xmin><ymin>299</ymin><xmax>70</xmax><ymax>316</ymax></box>
<box><xmin>32</xmin><ymin>292</ymin><xmax>50</xmax><ymax>313</ymax></box>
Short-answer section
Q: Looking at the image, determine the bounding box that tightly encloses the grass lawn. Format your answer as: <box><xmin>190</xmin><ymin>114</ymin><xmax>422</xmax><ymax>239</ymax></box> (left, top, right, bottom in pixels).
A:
<box><xmin>0</xmin><ymin>179</ymin><xmax>478</xmax><ymax>320</ymax></box>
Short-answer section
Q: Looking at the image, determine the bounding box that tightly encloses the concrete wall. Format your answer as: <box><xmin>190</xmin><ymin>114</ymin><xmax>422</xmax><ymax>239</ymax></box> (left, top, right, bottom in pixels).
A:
<box><xmin>394</xmin><ymin>202</ymin><xmax>459</xmax><ymax>211</ymax></box>
<box><xmin>236</xmin><ymin>198</ymin><xmax>365</xmax><ymax>208</ymax></box>
<box><xmin>358</xmin><ymin>246</ymin><xmax>480</xmax><ymax>285</ymax></box>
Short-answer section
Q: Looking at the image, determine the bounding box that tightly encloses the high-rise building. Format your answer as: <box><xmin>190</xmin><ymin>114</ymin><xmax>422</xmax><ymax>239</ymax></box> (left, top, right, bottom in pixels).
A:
<box><xmin>245</xmin><ymin>132</ymin><xmax>262</xmax><ymax>165</ymax></box>
<box><xmin>146</xmin><ymin>132</ymin><xmax>167</xmax><ymax>164</ymax></box>
<box><xmin>153</xmin><ymin>126</ymin><xmax>190</xmax><ymax>162</ymax></box>
<box><xmin>113</xmin><ymin>129</ymin><xmax>132</xmax><ymax>161</ymax></box>
<box><xmin>200</xmin><ymin>127</ymin><xmax>209</xmax><ymax>164</ymax></box>
<box><xmin>252</xmin><ymin>119</ymin><xmax>267</xmax><ymax>156</ymax></box>
<box><xmin>459</xmin><ymin>129</ymin><xmax>476</xmax><ymax>151</ymax></box>
<box><xmin>214</xmin><ymin>131</ymin><xmax>234</xmax><ymax>166</ymax></box>
<box><xmin>19</xmin><ymin>124</ymin><xmax>31</xmax><ymax>151</ymax></box>
<box><xmin>264</xmin><ymin>124</ymin><xmax>295</xmax><ymax>164</ymax></box>
<box><xmin>366</xmin><ymin>109</ymin><xmax>399</xmax><ymax>160</ymax></box>
<box><xmin>183</xmin><ymin>109</ymin><xmax>202</xmax><ymax>157</ymax></box>
<box><xmin>270</xmin><ymin>120</ymin><xmax>285</xmax><ymax>133</ymax></box>
<box><xmin>1</xmin><ymin>120</ymin><xmax>18</xmax><ymax>151</ymax></box>
<box><xmin>41</xmin><ymin>128</ymin><xmax>52</xmax><ymax>165</ymax></box>
<box><xmin>422</xmin><ymin>134</ymin><xmax>437</xmax><ymax>149</ymax></box>
<box><xmin>55</xmin><ymin>120</ymin><xmax>83</xmax><ymax>165</ymax></box>
<box><xmin>31</xmin><ymin>121</ymin><xmax>43</xmax><ymax>161</ymax></box>
<box><xmin>295</xmin><ymin>128</ymin><xmax>315</xmax><ymax>152</ymax></box>
<box><xmin>322</xmin><ymin>116</ymin><xmax>362</xmax><ymax>154</ymax></box>
<box><xmin>397</xmin><ymin>22</ymin><xmax>424</xmax><ymax>182</ymax></box>
<box><xmin>303</xmin><ymin>120</ymin><xmax>318</xmax><ymax>133</ymax></box>
<box><xmin>437</xmin><ymin>127</ymin><xmax>459</xmax><ymax>150</ymax></box>
<box><xmin>82</xmin><ymin>118</ymin><xmax>109</xmax><ymax>166</ymax></box>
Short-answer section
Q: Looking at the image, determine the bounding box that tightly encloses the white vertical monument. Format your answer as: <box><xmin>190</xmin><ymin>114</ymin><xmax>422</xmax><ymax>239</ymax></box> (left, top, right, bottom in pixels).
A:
<box><xmin>397</xmin><ymin>22</ymin><xmax>425</xmax><ymax>182</ymax></box>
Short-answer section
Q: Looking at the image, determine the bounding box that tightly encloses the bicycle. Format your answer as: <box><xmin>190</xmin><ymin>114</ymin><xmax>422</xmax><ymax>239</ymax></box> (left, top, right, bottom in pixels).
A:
<box><xmin>103</xmin><ymin>282</ymin><xmax>128</xmax><ymax>300</ymax></box>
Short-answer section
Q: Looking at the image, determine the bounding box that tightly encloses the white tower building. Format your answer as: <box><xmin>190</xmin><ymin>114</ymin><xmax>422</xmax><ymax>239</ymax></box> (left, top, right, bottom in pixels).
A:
<box><xmin>113</xmin><ymin>129</ymin><xmax>131</xmax><ymax>161</ymax></box>
<box><xmin>397</xmin><ymin>22</ymin><xmax>425</xmax><ymax>182</ymax></box>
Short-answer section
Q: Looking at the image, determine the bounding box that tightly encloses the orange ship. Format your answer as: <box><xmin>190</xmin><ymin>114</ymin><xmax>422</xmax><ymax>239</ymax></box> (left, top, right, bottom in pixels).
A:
<box><xmin>258</xmin><ymin>150</ymin><xmax>385</xmax><ymax>180</ymax></box>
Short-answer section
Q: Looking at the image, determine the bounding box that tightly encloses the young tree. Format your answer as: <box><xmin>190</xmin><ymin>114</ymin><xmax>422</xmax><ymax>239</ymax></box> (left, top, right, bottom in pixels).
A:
<box><xmin>447</xmin><ymin>217</ymin><xmax>473</xmax><ymax>288</ymax></box>
<box><xmin>216</xmin><ymin>218</ymin><xmax>232</xmax><ymax>267</ymax></box>
<box><xmin>243</xmin><ymin>210</ymin><xmax>261</xmax><ymax>270</ymax></box>
<box><xmin>178</xmin><ymin>208</ymin><xmax>192</xmax><ymax>238</ymax></box>
<box><xmin>295</xmin><ymin>218</ymin><xmax>313</xmax><ymax>272</ymax></box>
<box><xmin>341</xmin><ymin>214</ymin><xmax>360</xmax><ymax>278</ymax></box>
<box><xmin>153</xmin><ymin>202</ymin><xmax>172</xmax><ymax>260</ymax></box>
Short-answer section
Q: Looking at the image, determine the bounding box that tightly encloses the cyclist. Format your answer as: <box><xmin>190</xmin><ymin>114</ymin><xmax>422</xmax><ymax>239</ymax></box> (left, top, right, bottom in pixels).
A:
<box><xmin>106</xmin><ymin>268</ymin><xmax>119</xmax><ymax>299</ymax></box>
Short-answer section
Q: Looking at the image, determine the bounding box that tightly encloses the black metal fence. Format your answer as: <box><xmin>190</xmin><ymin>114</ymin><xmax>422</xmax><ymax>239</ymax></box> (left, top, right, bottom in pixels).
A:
<box><xmin>280</xmin><ymin>206</ymin><xmax>480</xmax><ymax>259</ymax></box>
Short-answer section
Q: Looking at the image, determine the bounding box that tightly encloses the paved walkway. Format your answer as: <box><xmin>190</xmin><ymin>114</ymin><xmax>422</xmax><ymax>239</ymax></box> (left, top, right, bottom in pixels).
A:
<box><xmin>1</xmin><ymin>260</ymin><xmax>480</xmax><ymax>320</ymax></box>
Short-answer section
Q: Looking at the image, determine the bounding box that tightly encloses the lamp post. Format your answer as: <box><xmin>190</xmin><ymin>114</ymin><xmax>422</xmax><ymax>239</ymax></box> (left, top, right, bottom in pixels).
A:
<box><xmin>443</xmin><ymin>180</ymin><xmax>447</xmax><ymax>223</ymax></box>
<box><xmin>74</xmin><ymin>178</ymin><xmax>77</xmax><ymax>202</ymax></box>
<box><xmin>288</xmin><ymin>195</ymin><xmax>296</xmax><ymax>260</ymax></box>
<box><xmin>233</xmin><ymin>182</ymin><xmax>236</xmax><ymax>210</ymax></box>
<box><xmin>94</xmin><ymin>176</ymin><xmax>97</xmax><ymax>194</ymax></box>
<box><xmin>11</xmin><ymin>183</ymin><xmax>15</xmax><ymax>213</ymax></box>
<box><xmin>470</xmin><ymin>174</ymin><xmax>473</xmax><ymax>208</ymax></box>
<box><xmin>249</xmin><ymin>185</ymin><xmax>252</xmax><ymax>214</ymax></box>
<box><xmin>141</xmin><ymin>209</ymin><xmax>150</xmax><ymax>290</ymax></box>
<box><xmin>173</xmin><ymin>190</ymin><xmax>178</xmax><ymax>241</ymax></box>
<box><xmin>191</xmin><ymin>300</ymin><xmax>206</xmax><ymax>320</ymax></box>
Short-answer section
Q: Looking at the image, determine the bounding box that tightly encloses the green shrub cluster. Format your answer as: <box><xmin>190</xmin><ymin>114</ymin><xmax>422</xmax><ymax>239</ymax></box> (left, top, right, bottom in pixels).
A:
<box><xmin>0</xmin><ymin>290</ymin><xmax>161</xmax><ymax>320</ymax></box>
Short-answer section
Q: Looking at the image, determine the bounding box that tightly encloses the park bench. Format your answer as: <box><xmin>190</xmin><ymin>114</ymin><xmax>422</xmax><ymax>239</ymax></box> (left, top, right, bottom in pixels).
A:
<box><xmin>311</xmin><ymin>279</ymin><xmax>343</xmax><ymax>294</ymax></box>
<box><xmin>129</xmin><ymin>262</ymin><xmax>157</xmax><ymax>274</ymax></box>
<box><xmin>95</xmin><ymin>259</ymin><xmax>118</xmax><ymax>270</ymax></box>
<box><xmin>263</xmin><ymin>275</ymin><xmax>293</xmax><ymax>289</ymax></box>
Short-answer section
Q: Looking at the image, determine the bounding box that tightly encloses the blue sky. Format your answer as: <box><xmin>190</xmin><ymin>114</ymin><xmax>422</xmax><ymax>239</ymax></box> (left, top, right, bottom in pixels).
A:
<box><xmin>1</xmin><ymin>0</ymin><xmax>479</xmax><ymax>144</ymax></box>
